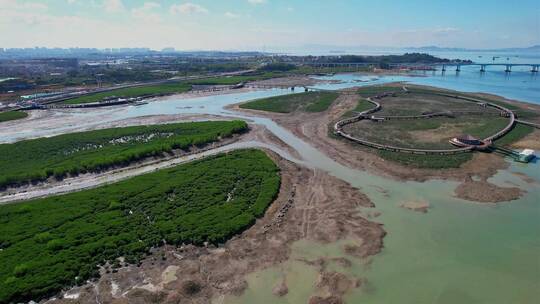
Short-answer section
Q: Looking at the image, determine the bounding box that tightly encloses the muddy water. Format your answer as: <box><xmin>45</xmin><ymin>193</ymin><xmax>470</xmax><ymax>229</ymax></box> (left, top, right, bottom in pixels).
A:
<box><xmin>224</xmin><ymin>160</ymin><xmax>539</xmax><ymax>304</ymax></box>
<box><xmin>1</xmin><ymin>79</ymin><xmax>538</xmax><ymax>303</ymax></box>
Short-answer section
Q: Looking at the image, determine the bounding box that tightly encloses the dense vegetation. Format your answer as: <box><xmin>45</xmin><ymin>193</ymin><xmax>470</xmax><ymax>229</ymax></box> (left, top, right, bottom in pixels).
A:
<box><xmin>240</xmin><ymin>91</ymin><xmax>339</xmax><ymax>113</ymax></box>
<box><xmin>378</xmin><ymin>150</ymin><xmax>473</xmax><ymax>169</ymax></box>
<box><xmin>494</xmin><ymin>124</ymin><xmax>534</xmax><ymax>147</ymax></box>
<box><xmin>353</xmin><ymin>98</ymin><xmax>375</xmax><ymax>112</ymax></box>
<box><xmin>0</xmin><ymin>110</ymin><xmax>28</xmax><ymax>122</ymax></box>
<box><xmin>320</xmin><ymin>53</ymin><xmax>470</xmax><ymax>65</ymax></box>
<box><xmin>62</xmin><ymin>82</ymin><xmax>192</xmax><ymax>104</ymax></box>
<box><xmin>357</xmin><ymin>85</ymin><xmax>404</xmax><ymax>98</ymax></box>
<box><xmin>0</xmin><ymin>121</ymin><xmax>247</xmax><ymax>189</ymax></box>
<box><xmin>0</xmin><ymin>149</ymin><xmax>280</xmax><ymax>303</ymax></box>
<box><xmin>187</xmin><ymin>72</ymin><xmax>279</xmax><ymax>85</ymax></box>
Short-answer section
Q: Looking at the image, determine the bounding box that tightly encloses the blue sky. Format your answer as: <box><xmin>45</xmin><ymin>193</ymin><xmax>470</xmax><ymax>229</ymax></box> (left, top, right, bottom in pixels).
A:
<box><xmin>0</xmin><ymin>0</ymin><xmax>538</xmax><ymax>50</ymax></box>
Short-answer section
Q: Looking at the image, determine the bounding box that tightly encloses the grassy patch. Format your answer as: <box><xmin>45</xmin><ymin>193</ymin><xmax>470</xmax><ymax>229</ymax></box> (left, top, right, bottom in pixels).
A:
<box><xmin>0</xmin><ymin>111</ymin><xmax>28</xmax><ymax>123</ymax></box>
<box><xmin>378</xmin><ymin>150</ymin><xmax>473</xmax><ymax>168</ymax></box>
<box><xmin>494</xmin><ymin>124</ymin><xmax>535</xmax><ymax>147</ymax></box>
<box><xmin>0</xmin><ymin>149</ymin><xmax>280</xmax><ymax>303</ymax></box>
<box><xmin>240</xmin><ymin>91</ymin><xmax>339</xmax><ymax>113</ymax></box>
<box><xmin>462</xmin><ymin>117</ymin><xmax>510</xmax><ymax>139</ymax></box>
<box><xmin>188</xmin><ymin>72</ymin><xmax>278</xmax><ymax>85</ymax></box>
<box><xmin>353</xmin><ymin>98</ymin><xmax>375</xmax><ymax>112</ymax></box>
<box><xmin>343</xmin><ymin>98</ymin><xmax>377</xmax><ymax>118</ymax></box>
<box><xmin>357</xmin><ymin>85</ymin><xmax>404</xmax><ymax>98</ymax></box>
<box><xmin>0</xmin><ymin>121</ymin><xmax>247</xmax><ymax>189</ymax></box>
<box><xmin>343</xmin><ymin>116</ymin><xmax>509</xmax><ymax>150</ymax></box>
<box><xmin>62</xmin><ymin>82</ymin><xmax>191</xmax><ymax>104</ymax></box>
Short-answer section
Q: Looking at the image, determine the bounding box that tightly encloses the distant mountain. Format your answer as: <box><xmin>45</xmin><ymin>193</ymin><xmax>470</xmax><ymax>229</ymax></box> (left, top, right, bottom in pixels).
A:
<box><xmin>407</xmin><ymin>45</ymin><xmax>540</xmax><ymax>53</ymax></box>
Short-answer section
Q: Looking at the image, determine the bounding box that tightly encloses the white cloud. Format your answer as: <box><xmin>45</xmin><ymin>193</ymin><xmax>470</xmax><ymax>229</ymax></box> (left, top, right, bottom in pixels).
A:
<box><xmin>286</xmin><ymin>7</ymin><xmax>294</xmax><ymax>12</ymax></box>
<box><xmin>67</xmin><ymin>0</ymin><xmax>77</xmax><ymax>4</ymax></box>
<box><xmin>248</xmin><ymin>0</ymin><xmax>267</xmax><ymax>4</ymax></box>
<box><xmin>131</xmin><ymin>2</ymin><xmax>161</xmax><ymax>23</ymax></box>
<box><xmin>0</xmin><ymin>0</ymin><xmax>48</xmax><ymax>10</ymax></box>
<box><xmin>170</xmin><ymin>3</ymin><xmax>208</xmax><ymax>14</ymax></box>
<box><xmin>103</xmin><ymin>0</ymin><xmax>125</xmax><ymax>13</ymax></box>
<box><xmin>224</xmin><ymin>11</ymin><xmax>240</xmax><ymax>19</ymax></box>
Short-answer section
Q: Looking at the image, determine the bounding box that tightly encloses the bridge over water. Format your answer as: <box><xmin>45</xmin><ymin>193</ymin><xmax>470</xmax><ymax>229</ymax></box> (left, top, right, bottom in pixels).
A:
<box><xmin>425</xmin><ymin>63</ymin><xmax>539</xmax><ymax>73</ymax></box>
<box><xmin>293</xmin><ymin>62</ymin><xmax>540</xmax><ymax>73</ymax></box>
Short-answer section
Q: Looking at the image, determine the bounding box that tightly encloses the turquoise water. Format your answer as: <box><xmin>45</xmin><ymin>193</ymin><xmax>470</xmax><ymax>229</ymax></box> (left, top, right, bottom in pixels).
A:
<box><xmin>348</xmin><ymin>161</ymin><xmax>540</xmax><ymax>303</ymax></box>
<box><xmin>313</xmin><ymin>68</ymin><xmax>539</xmax><ymax>104</ymax></box>
<box><xmin>225</xmin><ymin>160</ymin><xmax>540</xmax><ymax>304</ymax></box>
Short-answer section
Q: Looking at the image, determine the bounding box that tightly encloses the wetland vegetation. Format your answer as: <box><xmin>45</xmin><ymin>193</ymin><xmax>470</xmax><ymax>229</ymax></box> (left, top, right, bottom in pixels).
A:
<box><xmin>337</xmin><ymin>85</ymin><xmax>535</xmax><ymax>168</ymax></box>
<box><xmin>0</xmin><ymin>149</ymin><xmax>280</xmax><ymax>303</ymax></box>
<box><xmin>0</xmin><ymin>120</ymin><xmax>247</xmax><ymax>189</ymax></box>
<box><xmin>240</xmin><ymin>91</ymin><xmax>339</xmax><ymax>113</ymax></box>
<box><xmin>0</xmin><ymin>110</ymin><xmax>28</xmax><ymax>122</ymax></box>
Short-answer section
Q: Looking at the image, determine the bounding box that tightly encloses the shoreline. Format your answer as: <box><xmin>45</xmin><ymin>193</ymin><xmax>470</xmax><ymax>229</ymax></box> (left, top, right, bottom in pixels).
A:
<box><xmin>45</xmin><ymin>150</ymin><xmax>385</xmax><ymax>304</ymax></box>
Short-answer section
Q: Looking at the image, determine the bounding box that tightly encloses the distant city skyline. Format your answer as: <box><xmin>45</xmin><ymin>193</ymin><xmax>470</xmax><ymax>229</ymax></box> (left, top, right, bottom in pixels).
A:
<box><xmin>1</xmin><ymin>0</ymin><xmax>539</xmax><ymax>50</ymax></box>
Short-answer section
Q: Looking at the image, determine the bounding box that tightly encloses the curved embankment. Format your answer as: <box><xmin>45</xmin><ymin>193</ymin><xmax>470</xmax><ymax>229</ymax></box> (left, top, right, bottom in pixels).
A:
<box><xmin>333</xmin><ymin>88</ymin><xmax>516</xmax><ymax>155</ymax></box>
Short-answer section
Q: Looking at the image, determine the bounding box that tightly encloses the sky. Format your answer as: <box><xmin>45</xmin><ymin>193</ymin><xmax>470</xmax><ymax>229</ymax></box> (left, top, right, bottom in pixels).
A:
<box><xmin>0</xmin><ymin>0</ymin><xmax>539</xmax><ymax>51</ymax></box>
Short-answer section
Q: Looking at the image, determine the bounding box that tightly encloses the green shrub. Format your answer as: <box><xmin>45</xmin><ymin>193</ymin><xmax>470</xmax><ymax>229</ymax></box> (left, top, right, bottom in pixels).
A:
<box><xmin>0</xmin><ymin>121</ymin><xmax>247</xmax><ymax>189</ymax></box>
<box><xmin>0</xmin><ymin>111</ymin><xmax>28</xmax><ymax>123</ymax></box>
<box><xmin>0</xmin><ymin>149</ymin><xmax>280</xmax><ymax>303</ymax></box>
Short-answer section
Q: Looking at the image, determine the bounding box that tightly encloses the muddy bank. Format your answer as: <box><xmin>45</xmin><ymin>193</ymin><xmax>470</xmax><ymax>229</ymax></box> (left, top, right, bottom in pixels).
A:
<box><xmin>47</xmin><ymin>152</ymin><xmax>385</xmax><ymax>304</ymax></box>
<box><xmin>249</xmin><ymin>75</ymin><xmax>332</xmax><ymax>87</ymax></box>
<box><xmin>399</xmin><ymin>200</ymin><xmax>430</xmax><ymax>213</ymax></box>
<box><xmin>510</xmin><ymin>129</ymin><xmax>540</xmax><ymax>150</ymax></box>
<box><xmin>454</xmin><ymin>176</ymin><xmax>525</xmax><ymax>203</ymax></box>
<box><xmin>0</xmin><ymin>108</ymin><xmax>228</xmax><ymax>144</ymax></box>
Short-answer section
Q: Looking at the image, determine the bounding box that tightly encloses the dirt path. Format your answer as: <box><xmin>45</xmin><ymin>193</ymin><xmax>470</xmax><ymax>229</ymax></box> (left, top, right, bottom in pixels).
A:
<box><xmin>49</xmin><ymin>152</ymin><xmax>385</xmax><ymax>304</ymax></box>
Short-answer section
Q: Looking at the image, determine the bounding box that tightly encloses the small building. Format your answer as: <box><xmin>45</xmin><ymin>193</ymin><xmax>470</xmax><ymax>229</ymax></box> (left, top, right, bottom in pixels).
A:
<box><xmin>370</xmin><ymin>116</ymin><xmax>385</xmax><ymax>122</ymax></box>
<box><xmin>517</xmin><ymin>149</ymin><xmax>535</xmax><ymax>163</ymax></box>
<box><xmin>449</xmin><ymin>134</ymin><xmax>489</xmax><ymax>150</ymax></box>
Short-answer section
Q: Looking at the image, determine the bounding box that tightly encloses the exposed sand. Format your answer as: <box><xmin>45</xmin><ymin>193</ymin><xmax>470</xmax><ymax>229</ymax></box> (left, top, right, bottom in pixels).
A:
<box><xmin>51</xmin><ymin>152</ymin><xmax>385</xmax><ymax>304</ymax></box>
<box><xmin>510</xmin><ymin>129</ymin><xmax>540</xmax><ymax>150</ymax></box>
<box><xmin>249</xmin><ymin>75</ymin><xmax>333</xmax><ymax>87</ymax></box>
<box><xmin>454</xmin><ymin>176</ymin><xmax>525</xmax><ymax>203</ymax></box>
<box><xmin>399</xmin><ymin>200</ymin><xmax>430</xmax><ymax>213</ymax></box>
